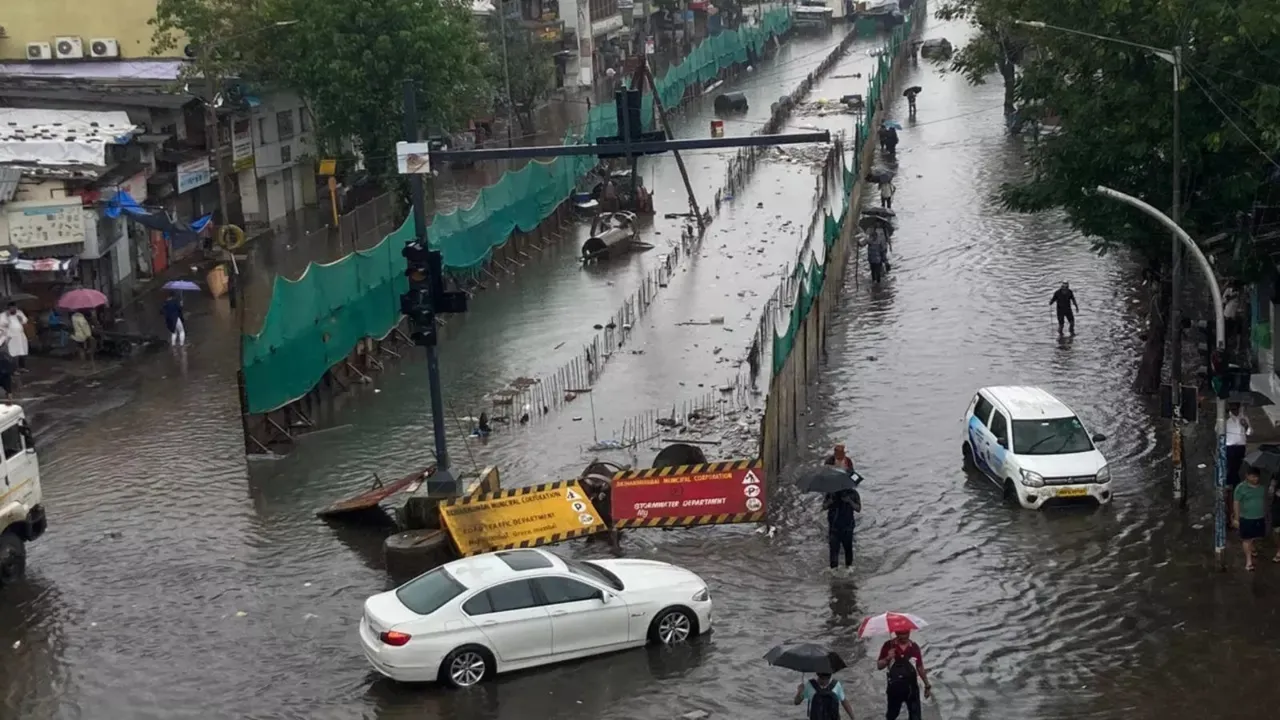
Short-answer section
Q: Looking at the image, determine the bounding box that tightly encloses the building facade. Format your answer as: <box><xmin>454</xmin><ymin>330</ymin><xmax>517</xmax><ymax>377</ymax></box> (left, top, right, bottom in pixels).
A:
<box><xmin>0</xmin><ymin>0</ymin><xmax>184</xmax><ymax>61</ymax></box>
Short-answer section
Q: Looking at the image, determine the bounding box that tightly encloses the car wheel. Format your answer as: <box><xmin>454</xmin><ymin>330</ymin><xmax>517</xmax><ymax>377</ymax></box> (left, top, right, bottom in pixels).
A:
<box><xmin>439</xmin><ymin>645</ymin><xmax>493</xmax><ymax>689</ymax></box>
<box><xmin>0</xmin><ymin>531</ymin><xmax>25</xmax><ymax>587</ymax></box>
<box><xmin>1002</xmin><ymin>480</ymin><xmax>1018</xmax><ymax>505</ymax></box>
<box><xmin>649</xmin><ymin>607</ymin><xmax>696</xmax><ymax>645</ymax></box>
<box><xmin>961</xmin><ymin>441</ymin><xmax>974</xmax><ymax>469</ymax></box>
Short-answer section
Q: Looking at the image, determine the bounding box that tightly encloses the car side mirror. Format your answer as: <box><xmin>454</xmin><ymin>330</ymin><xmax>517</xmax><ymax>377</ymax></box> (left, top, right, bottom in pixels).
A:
<box><xmin>1092</xmin><ymin>433</ymin><xmax>1107</xmax><ymax>443</ymax></box>
<box><xmin>996</xmin><ymin>438</ymin><xmax>1008</xmax><ymax>448</ymax></box>
<box><xmin>599</xmin><ymin>591</ymin><xmax>612</xmax><ymax>604</ymax></box>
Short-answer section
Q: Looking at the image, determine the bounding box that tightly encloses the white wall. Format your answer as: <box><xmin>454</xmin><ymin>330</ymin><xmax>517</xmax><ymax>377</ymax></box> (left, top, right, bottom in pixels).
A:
<box><xmin>247</xmin><ymin>89</ymin><xmax>313</xmax><ymax>223</ymax></box>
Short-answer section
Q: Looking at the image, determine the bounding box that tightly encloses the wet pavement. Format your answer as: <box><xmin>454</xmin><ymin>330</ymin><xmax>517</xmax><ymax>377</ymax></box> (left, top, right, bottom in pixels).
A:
<box><xmin>6</xmin><ymin>16</ymin><xmax>1280</xmax><ymax>720</ymax></box>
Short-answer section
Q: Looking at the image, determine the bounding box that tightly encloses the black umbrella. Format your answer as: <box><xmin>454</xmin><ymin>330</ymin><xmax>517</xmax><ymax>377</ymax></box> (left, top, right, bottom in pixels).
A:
<box><xmin>903</xmin><ymin>86</ymin><xmax>922</xmax><ymax>97</ymax></box>
<box><xmin>796</xmin><ymin>466</ymin><xmax>862</xmax><ymax>494</ymax></box>
<box><xmin>859</xmin><ymin>215</ymin><xmax>895</xmax><ymax>234</ymax></box>
<box><xmin>865</xmin><ymin>167</ymin><xmax>896</xmax><ymax>184</ymax></box>
<box><xmin>1244</xmin><ymin>448</ymin><xmax>1280</xmax><ymax>473</ymax></box>
<box><xmin>861</xmin><ymin>206</ymin><xmax>896</xmax><ymax>219</ymax></box>
<box><xmin>765</xmin><ymin>643</ymin><xmax>848</xmax><ymax>674</ymax></box>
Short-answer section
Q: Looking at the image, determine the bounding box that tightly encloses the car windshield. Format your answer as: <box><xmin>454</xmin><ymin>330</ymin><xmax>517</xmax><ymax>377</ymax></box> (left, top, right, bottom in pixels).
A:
<box><xmin>563</xmin><ymin>557</ymin><xmax>624</xmax><ymax>591</ymax></box>
<box><xmin>1013</xmin><ymin>417</ymin><xmax>1094</xmax><ymax>455</ymax></box>
<box><xmin>395</xmin><ymin>567</ymin><xmax>465</xmax><ymax>615</ymax></box>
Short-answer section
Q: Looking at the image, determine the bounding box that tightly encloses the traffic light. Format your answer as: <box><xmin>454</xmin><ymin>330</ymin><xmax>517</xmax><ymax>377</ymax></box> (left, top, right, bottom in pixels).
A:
<box><xmin>596</xmin><ymin>88</ymin><xmax>668</xmax><ymax>159</ymax></box>
<box><xmin>400</xmin><ymin>240</ymin><xmax>468</xmax><ymax>347</ymax></box>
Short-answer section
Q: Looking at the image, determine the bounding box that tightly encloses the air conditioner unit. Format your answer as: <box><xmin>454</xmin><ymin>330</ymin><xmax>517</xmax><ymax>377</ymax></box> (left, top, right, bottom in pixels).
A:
<box><xmin>26</xmin><ymin>42</ymin><xmax>53</xmax><ymax>61</ymax></box>
<box><xmin>89</xmin><ymin>38</ymin><xmax>119</xmax><ymax>59</ymax></box>
<box><xmin>53</xmin><ymin>36</ymin><xmax>84</xmax><ymax>59</ymax></box>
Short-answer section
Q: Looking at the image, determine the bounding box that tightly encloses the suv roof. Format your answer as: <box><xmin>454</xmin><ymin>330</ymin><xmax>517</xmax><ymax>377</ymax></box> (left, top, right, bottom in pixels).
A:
<box><xmin>981</xmin><ymin>386</ymin><xmax>1074</xmax><ymax>420</ymax></box>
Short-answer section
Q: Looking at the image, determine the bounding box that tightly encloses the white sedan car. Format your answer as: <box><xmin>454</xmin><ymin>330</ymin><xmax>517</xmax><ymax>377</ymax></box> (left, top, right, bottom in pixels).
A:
<box><xmin>359</xmin><ymin>548</ymin><xmax>713</xmax><ymax>687</ymax></box>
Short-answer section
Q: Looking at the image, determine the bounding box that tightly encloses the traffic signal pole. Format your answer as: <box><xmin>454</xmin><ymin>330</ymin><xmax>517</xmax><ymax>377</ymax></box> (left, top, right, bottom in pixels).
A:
<box><xmin>403</xmin><ymin>79</ymin><xmax>453</xmax><ymax>483</ymax></box>
<box><xmin>1097</xmin><ymin>186</ymin><xmax>1227</xmax><ymax>570</ymax></box>
<box><xmin>638</xmin><ymin>55</ymin><xmax>705</xmax><ymax>234</ymax></box>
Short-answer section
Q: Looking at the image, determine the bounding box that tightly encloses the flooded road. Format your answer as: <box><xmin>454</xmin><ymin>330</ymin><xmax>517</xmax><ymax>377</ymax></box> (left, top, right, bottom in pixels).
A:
<box><xmin>6</xmin><ymin>15</ymin><xmax>1280</xmax><ymax>720</ymax></box>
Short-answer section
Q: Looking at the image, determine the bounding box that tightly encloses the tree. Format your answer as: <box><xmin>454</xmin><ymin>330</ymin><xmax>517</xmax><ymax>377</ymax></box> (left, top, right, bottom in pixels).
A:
<box><xmin>483</xmin><ymin>12</ymin><xmax>557</xmax><ymax>135</ymax></box>
<box><xmin>997</xmin><ymin>0</ymin><xmax>1280</xmax><ymax>391</ymax></box>
<box><xmin>934</xmin><ymin>0</ymin><xmax>1032</xmax><ymax>123</ymax></box>
<box><xmin>152</xmin><ymin>0</ymin><xmax>492</xmax><ymax>181</ymax></box>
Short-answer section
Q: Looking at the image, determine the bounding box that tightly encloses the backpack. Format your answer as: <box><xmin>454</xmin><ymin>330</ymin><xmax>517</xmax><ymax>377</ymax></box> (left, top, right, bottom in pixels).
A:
<box><xmin>807</xmin><ymin>679</ymin><xmax>841</xmax><ymax>720</ymax></box>
<box><xmin>887</xmin><ymin>651</ymin><xmax>918</xmax><ymax>695</ymax></box>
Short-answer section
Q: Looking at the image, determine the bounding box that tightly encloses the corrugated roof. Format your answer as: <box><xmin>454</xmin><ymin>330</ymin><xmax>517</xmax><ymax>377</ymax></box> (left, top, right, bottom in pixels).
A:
<box><xmin>0</xmin><ymin>88</ymin><xmax>193</xmax><ymax>109</ymax></box>
<box><xmin>0</xmin><ymin>108</ymin><xmax>140</xmax><ymax>168</ymax></box>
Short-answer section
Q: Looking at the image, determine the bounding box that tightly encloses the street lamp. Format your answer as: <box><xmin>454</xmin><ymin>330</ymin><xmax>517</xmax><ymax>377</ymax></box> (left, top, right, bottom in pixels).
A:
<box><xmin>1096</xmin><ymin>185</ymin><xmax>1228</xmax><ymax>570</ymax></box>
<box><xmin>1017</xmin><ymin>19</ymin><xmax>1188</xmax><ymax>505</ymax></box>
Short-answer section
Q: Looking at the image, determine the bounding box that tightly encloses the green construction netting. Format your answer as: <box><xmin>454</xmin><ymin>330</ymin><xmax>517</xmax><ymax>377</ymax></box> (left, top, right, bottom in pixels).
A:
<box><xmin>243</xmin><ymin>10</ymin><xmax>793</xmax><ymax>415</ymax></box>
<box><xmin>770</xmin><ymin>15</ymin><xmax>914</xmax><ymax>378</ymax></box>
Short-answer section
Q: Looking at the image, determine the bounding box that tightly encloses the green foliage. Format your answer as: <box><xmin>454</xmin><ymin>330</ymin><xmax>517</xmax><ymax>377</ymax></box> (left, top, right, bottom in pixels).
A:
<box><xmin>996</xmin><ymin>0</ymin><xmax>1280</xmax><ymax>266</ymax></box>
<box><xmin>934</xmin><ymin>0</ymin><xmax>1031</xmax><ymax>115</ymax></box>
<box><xmin>483</xmin><ymin>12</ymin><xmax>557</xmax><ymax>134</ymax></box>
<box><xmin>152</xmin><ymin>0</ymin><xmax>492</xmax><ymax>180</ymax></box>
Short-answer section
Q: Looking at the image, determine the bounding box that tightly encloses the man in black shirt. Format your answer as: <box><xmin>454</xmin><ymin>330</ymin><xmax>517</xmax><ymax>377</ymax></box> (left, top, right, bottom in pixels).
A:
<box><xmin>1050</xmin><ymin>282</ymin><xmax>1079</xmax><ymax>335</ymax></box>
<box><xmin>823</xmin><ymin>489</ymin><xmax>861</xmax><ymax>570</ymax></box>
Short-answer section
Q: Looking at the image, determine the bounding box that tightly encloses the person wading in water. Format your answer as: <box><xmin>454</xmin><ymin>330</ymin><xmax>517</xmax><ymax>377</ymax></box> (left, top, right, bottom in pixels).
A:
<box><xmin>792</xmin><ymin>672</ymin><xmax>857</xmax><ymax>720</ymax></box>
<box><xmin>877</xmin><ymin>630</ymin><xmax>931</xmax><ymax>720</ymax></box>
<box><xmin>1050</xmin><ymin>281</ymin><xmax>1079</xmax><ymax>335</ymax></box>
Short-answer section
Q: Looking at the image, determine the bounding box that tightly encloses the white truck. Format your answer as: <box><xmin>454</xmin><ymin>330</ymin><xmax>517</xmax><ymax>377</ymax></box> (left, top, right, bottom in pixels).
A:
<box><xmin>0</xmin><ymin>404</ymin><xmax>44</xmax><ymax>587</ymax></box>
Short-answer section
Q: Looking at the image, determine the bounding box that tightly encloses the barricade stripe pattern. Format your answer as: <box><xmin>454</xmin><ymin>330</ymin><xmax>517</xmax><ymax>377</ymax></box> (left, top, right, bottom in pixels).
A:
<box><xmin>611</xmin><ymin>459</ymin><xmax>762</xmax><ymax>481</ymax></box>
<box><xmin>458</xmin><ymin>527</ymin><xmax>599</xmax><ymax>555</ymax></box>
<box><xmin>442</xmin><ymin>480</ymin><xmax>576</xmax><ymax>506</ymax></box>
<box><xmin>615</xmin><ymin>512</ymin><xmax>765</xmax><ymax>529</ymax></box>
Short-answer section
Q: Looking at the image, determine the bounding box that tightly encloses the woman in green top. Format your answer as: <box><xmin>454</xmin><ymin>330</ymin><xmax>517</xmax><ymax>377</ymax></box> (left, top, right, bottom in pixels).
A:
<box><xmin>1232</xmin><ymin>466</ymin><xmax>1269</xmax><ymax>571</ymax></box>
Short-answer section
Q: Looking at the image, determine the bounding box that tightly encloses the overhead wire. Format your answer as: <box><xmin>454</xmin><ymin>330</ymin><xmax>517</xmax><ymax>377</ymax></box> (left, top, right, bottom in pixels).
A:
<box><xmin>1184</xmin><ymin>65</ymin><xmax>1280</xmax><ymax>173</ymax></box>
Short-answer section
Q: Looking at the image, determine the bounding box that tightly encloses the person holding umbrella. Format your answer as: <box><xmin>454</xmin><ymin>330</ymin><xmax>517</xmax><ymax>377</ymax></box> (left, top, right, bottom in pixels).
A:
<box><xmin>797</xmin><ymin>466</ymin><xmax>862</xmax><ymax>570</ymax></box>
<box><xmin>162</xmin><ymin>292</ymin><xmax>186</xmax><ymax>347</ymax></box>
<box><xmin>860</xmin><ymin>612</ymin><xmax>932</xmax><ymax>720</ymax></box>
<box><xmin>764</xmin><ymin>643</ymin><xmax>857</xmax><ymax>720</ymax></box>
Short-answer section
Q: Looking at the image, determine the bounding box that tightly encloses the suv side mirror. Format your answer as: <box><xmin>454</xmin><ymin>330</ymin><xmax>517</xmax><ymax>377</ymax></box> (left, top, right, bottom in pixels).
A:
<box><xmin>18</xmin><ymin>421</ymin><xmax>33</xmax><ymax>451</ymax></box>
<box><xmin>1091</xmin><ymin>432</ymin><xmax>1107</xmax><ymax>443</ymax></box>
<box><xmin>996</xmin><ymin>437</ymin><xmax>1008</xmax><ymax>448</ymax></box>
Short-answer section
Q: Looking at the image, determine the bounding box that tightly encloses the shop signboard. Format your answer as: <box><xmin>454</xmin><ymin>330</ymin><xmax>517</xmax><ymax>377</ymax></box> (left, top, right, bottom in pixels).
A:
<box><xmin>176</xmin><ymin>157</ymin><xmax>212</xmax><ymax>194</ymax></box>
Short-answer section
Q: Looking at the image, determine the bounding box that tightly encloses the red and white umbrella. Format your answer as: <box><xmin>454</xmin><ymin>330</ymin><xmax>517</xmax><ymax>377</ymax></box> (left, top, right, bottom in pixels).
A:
<box><xmin>857</xmin><ymin>612</ymin><xmax>928</xmax><ymax>638</ymax></box>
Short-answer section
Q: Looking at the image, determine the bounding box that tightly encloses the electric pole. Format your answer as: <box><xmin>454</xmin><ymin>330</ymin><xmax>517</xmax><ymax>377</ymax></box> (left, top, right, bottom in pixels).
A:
<box><xmin>1169</xmin><ymin>45</ymin><xmax>1186</xmax><ymax>507</ymax></box>
<box><xmin>400</xmin><ymin>79</ymin><xmax>468</xmax><ymax>498</ymax></box>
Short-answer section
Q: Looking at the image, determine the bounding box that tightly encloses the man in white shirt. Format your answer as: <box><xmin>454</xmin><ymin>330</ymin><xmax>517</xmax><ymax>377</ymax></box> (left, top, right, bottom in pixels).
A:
<box><xmin>1225</xmin><ymin>403</ymin><xmax>1251</xmax><ymax>517</ymax></box>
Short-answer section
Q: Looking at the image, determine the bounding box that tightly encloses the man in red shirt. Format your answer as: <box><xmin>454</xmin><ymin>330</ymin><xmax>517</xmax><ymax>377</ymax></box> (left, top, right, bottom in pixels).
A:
<box><xmin>876</xmin><ymin>630</ymin><xmax>931</xmax><ymax>720</ymax></box>
<box><xmin>824</xmin><ymin>444</ymin><xmax>854</xmax><ymax>474</ymax></box>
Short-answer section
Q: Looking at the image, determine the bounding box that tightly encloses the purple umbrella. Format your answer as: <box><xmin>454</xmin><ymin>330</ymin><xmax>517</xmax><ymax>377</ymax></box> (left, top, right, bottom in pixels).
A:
<box><xmin>163</xmin><ymin>280</ymin><xmax>201</xmax><ymax>292</ymax></box>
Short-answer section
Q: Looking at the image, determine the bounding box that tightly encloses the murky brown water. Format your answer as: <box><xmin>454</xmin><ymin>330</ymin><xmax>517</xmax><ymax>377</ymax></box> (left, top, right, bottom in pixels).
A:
<box><xmin>6</xmin><ymin>17</ymin><xmax>1280</xmax><ymax>720</ymax></box>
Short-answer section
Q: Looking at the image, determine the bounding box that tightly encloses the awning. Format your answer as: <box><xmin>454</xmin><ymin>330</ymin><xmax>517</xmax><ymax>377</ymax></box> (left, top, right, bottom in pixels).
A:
<box><xmin>103</xmin><ymin>189</ymin><xmax>210</xmax><ymax>244</ymax></box>
<box><xmin>0</xmin><ymin>108</ymin><xmax>141</xmax><ymax>168</ymax></box>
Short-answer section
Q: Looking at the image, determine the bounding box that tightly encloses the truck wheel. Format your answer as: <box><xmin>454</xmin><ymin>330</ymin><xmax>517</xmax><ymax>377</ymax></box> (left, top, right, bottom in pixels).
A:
<box><xmin>0</xmin><ymin>531</ymin><xmax>26</xmax><ymax>586</ymax></box>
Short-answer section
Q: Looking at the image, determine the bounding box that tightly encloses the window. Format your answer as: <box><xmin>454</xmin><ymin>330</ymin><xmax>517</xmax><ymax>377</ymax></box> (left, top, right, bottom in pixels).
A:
<box><xmin>1013</xmin><ymin>417</ymin><xmax>1094</xmax><ymax>456</ymax></box>
<box><xmin>462</xmin><ymin>592</ymin><xmax>493</xmax><ymax>616</ymax></box>
<box><xmin>534</xmin><ymin>576</ymin><xmax>602</xmax><ymax>605</ymax></box>
<box><xmin>257</xmin><ymin>117</ymin><xmax>267</xmax><ymax>143</ymax></box>
<box><xmin>395</xmin><ymin>567</ymin><xmax>464</xmax><ymax>615</ymax></box>
<box><xmin>562</xmin><ymin>557</ymin><xmax>624</xmax><ymax>591</ymax></box>
<box><xmin>280</xmin><ymin>144</ymin><xmax>292</xmax><ymax>164</ymax></box>
<box><xmin>495</xmin><ymin>549</ymin><xmax>554</xmax><ymax>571</ymax></box>
<box><xmin>486</xmin><ymin>580</ymin><xmax>539</xmax><ymax>612</ymax></box>
<box><xmin>972</xmin><ymin>395</ymin><xmax>995</xmax><ymax>427</ymax></box>
<box><xmin>990</xmin><ymin>411</ymin><xmax>1009</xmax><ymax>446</ymax></box>
<box><xmin>276</xmin><ymin>110</ymin><xmax>295</xmax><ymax>140</ymax></box>
<box><xmin>1</xmin><ymin>426</ymin><xmax>22</xmax><ymax>459</ymax></box>
<box><xmin>299</xmin><ymin>109</ymin><xmax>311</xmax><ymax>133</ymax></box>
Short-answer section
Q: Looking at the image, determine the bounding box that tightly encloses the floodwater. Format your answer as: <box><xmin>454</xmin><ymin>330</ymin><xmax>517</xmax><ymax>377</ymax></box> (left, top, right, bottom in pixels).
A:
<box><xmin>5</xmin><ymin>16</ymin><xmax>1280</xmax><ymax>720</ymax></box>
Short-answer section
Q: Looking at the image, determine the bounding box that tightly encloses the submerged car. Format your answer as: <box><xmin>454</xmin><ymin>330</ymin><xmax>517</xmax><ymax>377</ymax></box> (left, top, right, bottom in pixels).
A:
<box><xmin>962</xmin><ymin>386</ymin><xmax>1111</xmax><ymax>509</ymax></box>
<box><xmin>359</xmin><ymin>548</ymin><xmax>712</xmax><ymax>686</ymax></box>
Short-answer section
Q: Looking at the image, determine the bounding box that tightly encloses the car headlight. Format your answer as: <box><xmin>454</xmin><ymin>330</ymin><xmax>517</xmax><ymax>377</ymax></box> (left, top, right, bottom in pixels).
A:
<box><xmin>692</xmin><ymin>587</ymin><xmax>709</xmax><ymax>602</ymax></box>
<box><xmin>1020</xmin><ymin>469</ymin><xmax>1045</xmax><ymax>488</ymax></box>
<box><xmin>1095</xmin><ymin>465</ymin><xmax>1110</xmax><ymax>484</ymax></box>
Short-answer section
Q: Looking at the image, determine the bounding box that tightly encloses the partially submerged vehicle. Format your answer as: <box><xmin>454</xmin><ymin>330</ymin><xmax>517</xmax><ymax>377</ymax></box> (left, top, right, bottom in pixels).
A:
<box><xmin>0</xmin><ymin>404</ymin><xmax>43</xmax><ymax>588</ymax></box>
<box><xmin>919</xmin><ymin>38</ymin><xmax>954</xmax><ymax>60</ymax></box>
<box><xmin>582</xmin><ymin>211</ymin><xmax>647</xmax><ymax>262</ymax></box>
<box><xmin>793</xmin><ymin>0</ymin><xmax>835</xmax><ymax>27</ymax></box>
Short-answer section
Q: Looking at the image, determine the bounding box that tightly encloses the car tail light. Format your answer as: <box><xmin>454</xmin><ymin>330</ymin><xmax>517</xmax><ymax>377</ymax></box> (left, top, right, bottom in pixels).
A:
<box><xmin>380</xmin><ymin>630</ymin><xmax>412</xmax><ymax>647</ymax></box>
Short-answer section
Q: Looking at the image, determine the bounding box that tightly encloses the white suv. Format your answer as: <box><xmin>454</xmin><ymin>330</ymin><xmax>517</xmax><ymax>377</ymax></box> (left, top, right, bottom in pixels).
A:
<box><xmin>962</xmin><ymin>386</ymin><xmax>1111</xmax><ymax>509</ymax></box>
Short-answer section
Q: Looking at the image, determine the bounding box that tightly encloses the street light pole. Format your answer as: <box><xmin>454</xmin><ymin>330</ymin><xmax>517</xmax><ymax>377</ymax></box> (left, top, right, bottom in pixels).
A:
<box><xmin>496</xmin><ymin>0</ymin><xmax>516</xmax><ymax>147</ymax></box>
<box><xmin>1097</xmin><ymin>186</ymin><xmax>1228</xmax><ymax>570</ymax></box>
<box><xmin>1016</xmin><ymin>20</ymin><xmax>1186</xmax><ymax>504</ymax></box>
